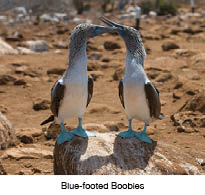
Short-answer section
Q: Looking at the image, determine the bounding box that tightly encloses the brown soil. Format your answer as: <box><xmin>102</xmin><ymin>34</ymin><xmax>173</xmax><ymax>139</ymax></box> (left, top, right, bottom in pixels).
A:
<box><xmin>0</xmin><ymin>7</ymin><xmax>205</xmax><ymax>174</ymax></box>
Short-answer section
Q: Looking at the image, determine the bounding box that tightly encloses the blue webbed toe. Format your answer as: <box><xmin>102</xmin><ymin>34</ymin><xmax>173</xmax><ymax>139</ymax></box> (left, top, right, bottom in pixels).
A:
<box><xmin>136</xmin><ymin>132</ymin><xmax>152</xmax><ymax>144</ymax></box>
<box><xmin>71</xmin><ymin>127</ymin><xmax>96</xmax><ymax>137</ymax></box>
<box><xmin>57</xmin><ymin>130</ymin><xmax>74</xmax><ymax>144</ymax></box>
<box><xmin>117</xmin><ymin>130</ymin><xmax>137</xmax><ymax>138</ymax></box>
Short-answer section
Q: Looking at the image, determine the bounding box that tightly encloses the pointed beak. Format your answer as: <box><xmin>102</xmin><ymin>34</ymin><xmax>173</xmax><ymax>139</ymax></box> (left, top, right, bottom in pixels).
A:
<box><xmin>99</xmin><ymin>16</ymin><xmax>123</xmax><ymax>28</ymax></box>
<box><xmin>89</xmin><ymin>25</ymin><xmax>119</xmax><ymax>38</ymax></box>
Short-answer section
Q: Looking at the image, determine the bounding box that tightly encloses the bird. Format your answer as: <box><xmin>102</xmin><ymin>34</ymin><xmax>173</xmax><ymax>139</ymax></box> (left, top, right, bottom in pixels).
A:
<box><xmin>100</xmin><ymin>17</ymin><xmax>161</xmax><ymax>144</ymax></box>
<box><xmin>41</xmin><ymin>23</ymin><xmax>119</xmax><ymax>144</ymax></box>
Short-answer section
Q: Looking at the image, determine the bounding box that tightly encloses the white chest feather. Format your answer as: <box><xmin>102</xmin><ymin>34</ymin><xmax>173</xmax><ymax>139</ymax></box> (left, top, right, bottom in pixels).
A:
<box><xmin>123</xmin><ymin>55</ymin><xmax>151</xmax><ymax>122</ymax></box>
<box><xmin>58</xmin><ymin>56</ymin><xmax>88</xmax><ymax>121</ymax></box>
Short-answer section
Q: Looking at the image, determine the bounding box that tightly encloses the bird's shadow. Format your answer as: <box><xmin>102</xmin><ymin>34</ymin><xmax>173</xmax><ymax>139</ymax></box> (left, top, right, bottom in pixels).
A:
<box><xmin>54</xmin><ymin>135</ymin><xmax>157</xmax><ymax>175</ymax></box>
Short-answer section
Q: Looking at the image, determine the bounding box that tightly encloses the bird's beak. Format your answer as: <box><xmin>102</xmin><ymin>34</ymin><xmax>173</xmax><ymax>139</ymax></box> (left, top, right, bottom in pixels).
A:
<box><xmin>99</xmin><ymin>16</ymin><xmax>123</xmax><ymax>28</ymax></box>
<box><xmin>89</xmin><ymin>25</ymin><xmax>119</xmax><ymax>38</ymax></box>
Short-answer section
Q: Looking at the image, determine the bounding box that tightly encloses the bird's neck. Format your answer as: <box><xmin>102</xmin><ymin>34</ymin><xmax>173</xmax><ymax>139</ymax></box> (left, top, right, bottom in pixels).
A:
<box><xmin>67</xmin><ymin>42</ymin><xmax>87</xmax><ymax>69</ymax></box>
<box><xmin>68</xmin><ymin>40</ymin><xmax>87</xmax><ymax>64</ymax></box>
<box><xmin>125</xmin><ymin>51</ymin><xmax>144</xmax><ymax>75</ymax></box>
<box><xmin>63</xmin><ymin>44</ymin><xmax>88</xmax><ymax>79</ymax></box>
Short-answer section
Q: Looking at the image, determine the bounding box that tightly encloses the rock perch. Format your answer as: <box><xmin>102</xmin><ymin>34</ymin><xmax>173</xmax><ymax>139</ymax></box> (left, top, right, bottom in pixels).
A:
<box><xmin>53</xmin><ymin>132</ymin><xmax>204</xmax><ymax>175</ymax></box>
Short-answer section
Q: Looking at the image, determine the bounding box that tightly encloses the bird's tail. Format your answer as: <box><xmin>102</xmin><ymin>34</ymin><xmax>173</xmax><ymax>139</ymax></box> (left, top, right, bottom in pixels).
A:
<box><xmin>40</xmin><ymin>115</ymin><xmax>55</xmax><ymax>125</ymax></box>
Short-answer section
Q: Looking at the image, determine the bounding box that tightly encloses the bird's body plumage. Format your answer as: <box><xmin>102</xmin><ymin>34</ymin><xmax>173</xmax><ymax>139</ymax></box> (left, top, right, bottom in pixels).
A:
<box><xmin>101</xmin><ymin>17</ymin><xmax>161</xmax><ymax>143</ymax></box>
<box><xmin>57</xmin><ymin>54</ymin><xmax>88</xmax><ymax>123</ymax></box>
<box><xmin>41</xmin><ymin>23</ymin><xmax>118</xmax><ymax>144</ymax></box>
<box><xmin>123</xmin><ymin>52</ymin><xmax>150</xmax><ymax>123</ymax></box>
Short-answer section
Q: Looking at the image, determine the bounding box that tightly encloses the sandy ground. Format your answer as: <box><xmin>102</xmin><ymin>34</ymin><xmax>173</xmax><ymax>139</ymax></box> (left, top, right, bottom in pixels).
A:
<box><xmin>0</xmin><ymin>7</ymin><xmax>205</xmax><ymax>174</ymax></box>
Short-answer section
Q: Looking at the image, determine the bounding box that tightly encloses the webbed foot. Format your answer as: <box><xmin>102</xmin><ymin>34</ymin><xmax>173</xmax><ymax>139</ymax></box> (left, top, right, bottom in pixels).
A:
<box><xmin>57</xmin><ymin>130</ymin><xmax>74</xmax><ymax>144</ymax></box>
<box><xmin>71</xmin><ymin>128</ymin><xmax>96</xmax><ymax>137</ymax></box>
<box><xmin>136</xmin><ymin>131</ymin><xmax>152</xmax><ymax>144</ymax></box>
<box><xmin>117</xmin><ymin>130</ymin><xmax>137</xmax><ymax>138</ymax></box>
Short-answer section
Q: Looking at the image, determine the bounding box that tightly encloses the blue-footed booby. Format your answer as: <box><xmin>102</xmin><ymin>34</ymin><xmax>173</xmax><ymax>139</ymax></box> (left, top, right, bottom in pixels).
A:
<box><xmin>41</xmin><ymin>23</ymin><xmax>119</xmax><ymax>144</ymax></box>
<box><xmin>100</xmin><ymin>17</ymin><xmax>161</xmax><ymax>144</ymax></box>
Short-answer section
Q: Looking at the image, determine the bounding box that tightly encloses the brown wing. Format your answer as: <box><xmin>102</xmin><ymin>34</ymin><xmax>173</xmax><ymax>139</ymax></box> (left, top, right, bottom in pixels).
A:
<box><xmin>119</xmin><ymin>79</ymin><xmax>125</xmax><ymax>108</ymax></box>
<box><xmin>87</xmin><ymin>75</ymin><xmax>93</xmax><ymax>107</ymax></box>
<box><xmin>50</xmin><ymin>80</ymin><xmax>65</xmax><ymax>117</ymax></box>
<box><xmin>145</xmin><ymin>81</ymin><xmax>161</xmax><ymax>118</ymax></box>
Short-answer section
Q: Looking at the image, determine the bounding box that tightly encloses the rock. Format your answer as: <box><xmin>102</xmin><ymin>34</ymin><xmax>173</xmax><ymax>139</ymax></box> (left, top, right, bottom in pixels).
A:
<box><xmin>146</xmin><ymin>68</ymin><xmax>161</xmax><ymax>80</ymax></box>
<box><xmin>44</xmin><ymin>123</ymin><xmax>61</xmax><ymax>140</ymax></box>
<box><xmin>0</xmin><ymin>161</ymin><xmax>6</xmax><ymax>175</ymax></box>
<box><xmin>52</xmin><ymin>42</ymin><xmax>68</xmax><ymax>49</ymax></box>
<box><xmin>16</xmin><ymin>47</ymin><xmax>33</xmax><ymax>54</ymax></box>
<box><xmin>90</xmin><ymin>53</ymin><xmax>102</xmax><ymax>61</ymax></box>
<box><xmin>171</xmin><ymin>111</ymin><xmax>204</xmax><ymax>133</ymax></box>
<box><xmin>13</xmin><ymin>79</ymin><xmax>26</xmax><ymax>86</ymax></box>
<box><xmin>0</xmin><ymin>112</ymin><xmax>17</xmax><ymax>150</ymax></box>
<box><xmin>186</xmin><ymin>90</ymin><xmax>196</xmax><ymax>96</ymax></box>
<box><xmin>191</xmin><ymin>53</ymin><xmax>205</xmax><ymax>69</ymax></box>
<box><xmin>173</xmin><ymin>92</ymin><xmax>184</xmax><ymax>100</ymax></box>
<box><xmin>56</xmin><ymin>28</ymin><xmax>69</xmax><ymax>35</ymax></box>
<box><xmin>1</xmin><ymin>146</ymin><xmax>53</xmax><ymax>160</ymax></box>
<box><xmin>196</xmin><ymin>158</ymin><xmax>205</xmax><ymax>167</ymax></box>
<box><xmin>172</xmin><ymin>49</ymin><xmax>196</xmax><ymax>57</ymax></box>
<box><xmin>101</xmin><ymin>58</ymin><xmax>110</xmax><ymax>63</ymax></box>
<box><xmin>162</xmin><ymin>41</ymin><xmax>180</xmax><ymax>51</ymax></box>
<box><xmin>187</xmin><ymin>33</ymin><xmax>205</xmax><ymax>42</ymax></box>
<box><xmin>104</xmin><ymin>122</ymin><xmax>119</xmax><ymax>132</ymax></box>
<box><xmin>183</xmin><ymin>27</ymin><xmax>203</xmax><ymax>35</ymax></box>
<box><xmin>5</xmin><ymin>32</ymin><xmax>23</xmax><ymax>42</ymax></box>
<box><xmin>179</xmin><ymin>92</ymin><xmax>205</xmax><ymax>113</ymax></box>
<box><xmin>11</xmin><ymin>7</ymin><xmax>27</xmax><ymax>15</ymax></box>
<box><xmin>170</xmin><ymin>28</ymin><xmax>182</xmax><ymax>35</ymax></box>
<box><xmin>40</xmin><ymin>14</ymin><xmax>59</xmax><ymax>23</ymax></box>
<box><xmin>47</xmin><ymin>68</ymin><xmax>65</xmax><ymax>75</ymax></box>
<box><xmin>118</xmin><ymin>13</ymin><xmax>136</xmax><ymax>20</ymax></box>
<box><xmin>149</xmin><ymin>11</ymin><xmax>157</xmax><ymax>17</ymax></box>
<box><xmin>30</xmin><ymin>40</ymin><xmax>49</xmax><ymax>52</ymax></box>
<box><xmin>0</xmin><ymin>106</ymin><xmax>8</xmax><ymax>114</ymax></box>
<box><xmin>156</xmin><ymin>73</ymin><xmax>173</xmax><ymax>82</ymax></box>
<box><xmin>53</xmin><ymin>13</ymin><xmax>69</xmax><ymax>21</ymax></box>
<box><xmin>73</xmin><ymin>17</ymin><xmax>81</xmax><ymax>23</ymax></box>
<box><xmin>143</xmin><ymin>34</ymin><xmax>160</xmax><ymax>40</ymax></box>
<box><xmin>89</xmin><ymin>71</ymin><xmax>104</xmax><ymax>81</ymax></box>
<box><xmin>112</xmin><ymin>68</ymin><xmax>125</xmax><ymax>81</ymax></box>
<box><xmin>5</xmin><ymin>37</ymin><xmax>21</xmax><ymax>42</ymax></box>
<box><xmin>33</xmin><ymin>99</ymin><xmax>50</xmax><ymax>111</ymax></box>
<box><xmin>0</xmin><ymin>75</ymin><xmax>16</xmax><ymax>85</ymax></box>
<box><xmin>104</xmin><ymin>41</ymin><xmax>121</xmax><ymax>51</ymax></box>
<box><xmin>14</xmin><ymin>67</ymin><xmax>40</xmax><ymax>77</ymax></box>
<box><xmin>32</xmin><ymin>167</ymin><xmax>41</xmax><ymax>174</ymax></box>
<box><xmin>17</xmin><ymin>134</ymin><xmax>33</xmax><ymax>144</ymax></box>
<box><xmin>15</xmin><ymin>128</ymin><xmax>42</xmax><ymax>144</ymax></box>
<box><xmin>0</xmin><ymin>39</ymin><xmax>18</xmax><ymax>55</ymax></box>
<box><xmin>199</xmin><ymin>117</ymin><xmax>205</xmax><ymax>128</ymax></box>
<box><xmin>87</xmin><ymin>63</ymin><xmax>99</xmax><ymax>71</ymax></box>
<box><xmin>53</xmin><ymin>132</ymin><xmax>204</xmax><ymax>175</ymax></box>
<box><xmin>20</xmin><ymin>40</ymin><xmax>49</xmax><ymax>53</ymax></box>
<box><xmin>145</xmin><ymin>46</ymin><xmax>151</xmax><ymax>54</ymax></box>
<box><xmin>173</xmin><ymin>81</ymin><xmax>183</xmax><ymax>89</ymax></box>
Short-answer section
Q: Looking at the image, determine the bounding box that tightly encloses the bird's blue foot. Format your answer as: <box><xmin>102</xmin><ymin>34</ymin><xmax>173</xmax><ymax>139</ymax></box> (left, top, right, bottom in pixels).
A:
<box><xmin>117</xmin><ymin>120</ymin><xmax>137</xmax><ymax>138</ymax></box>
<box><xmin>72</xmin><ymin>118</ymin><xmax>96</xmax><ymax>138</ymax></box>
<box><xmin>136</xmin><ymin>131</ymin><xmax>152</xmax><ymax>144</ymax></box>
<box><xmin>57</xmin><ymin>131</ymin><xmax>74</xmax><ymax>144</ymax></box>
<box><xmin>117</xmin><ymin>130</ymin><xmax>137</xmax><ymax>138</ymax></box>
<box><xmin>57</xmin><ymin>122</ymin><xmax>74</xmax><ymax>144</ymax></box>
<box><xmin>71</xmin><ymin>127</ymin><xmax>96</xmax><ymax>137</ymax></box>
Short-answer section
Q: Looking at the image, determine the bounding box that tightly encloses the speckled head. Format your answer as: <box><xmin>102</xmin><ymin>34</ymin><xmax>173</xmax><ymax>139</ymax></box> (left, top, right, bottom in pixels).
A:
<box><xmin>69</xmin><ymin>23</ymin><xmax>119</xmax><ymax>45</ymax></box>
<box><xmin>100</xmin><ymin>17</ymin><xmax>146</xmax><ymax>62</ymax></box>
<box><xmin>68</xmin><ymin>23</ymin><xmax>119</xmax><ymax>64</ymax></box>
